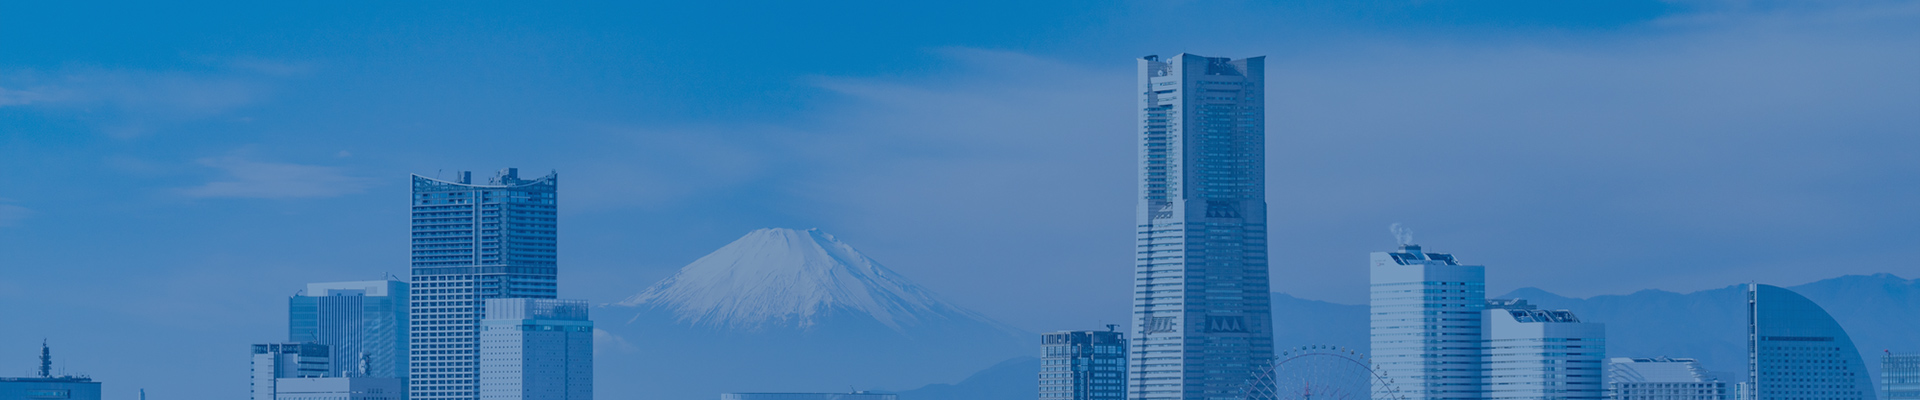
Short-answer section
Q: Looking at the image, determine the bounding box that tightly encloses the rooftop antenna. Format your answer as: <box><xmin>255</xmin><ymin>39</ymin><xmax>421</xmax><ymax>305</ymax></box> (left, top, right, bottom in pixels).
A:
<box><xmin>38</xmin><ymin>339</ymin><xmax>51</xmax><ymax>378</ymax></box>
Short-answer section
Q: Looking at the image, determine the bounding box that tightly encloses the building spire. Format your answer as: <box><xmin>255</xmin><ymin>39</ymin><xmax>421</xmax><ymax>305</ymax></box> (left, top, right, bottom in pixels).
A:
<box><xmin>39</xmin><ymin>339</ymin><xmax>52</xmax><ymax>378</ymax></box>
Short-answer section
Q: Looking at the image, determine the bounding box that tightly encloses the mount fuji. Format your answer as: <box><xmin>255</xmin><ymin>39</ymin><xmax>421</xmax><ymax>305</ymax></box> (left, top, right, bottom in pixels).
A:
<box><xmin>597</xmin><ymin>228</ymin><xmax>1030</xmax><ymax>399</ymax></box>
<box><xmin>617</xmin><ymin>228</ymin><xmax>1015</xmax><ymax>333</ymax></box>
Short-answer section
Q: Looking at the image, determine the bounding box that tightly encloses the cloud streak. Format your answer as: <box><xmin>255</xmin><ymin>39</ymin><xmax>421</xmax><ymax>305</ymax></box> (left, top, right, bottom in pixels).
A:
<box><xmin>0</xmin><ymin>204</ymin><xmax>30</xmax><ymax>227</ymax></box>
<box><xmin>178</xmin><ymin>157</ymin><xmax>371</xmax><ymax>199</ymax></box>
<box><xmin>0</xmin><ymin>66</ymin><xmax>284</xmax><ymax>136</ymax></box>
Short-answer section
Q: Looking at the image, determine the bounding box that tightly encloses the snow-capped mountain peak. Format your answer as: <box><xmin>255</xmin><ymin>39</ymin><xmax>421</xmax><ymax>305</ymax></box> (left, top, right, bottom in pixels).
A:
<box><xmin>616</xmin><ymin>228</ymin><xmax>993</xmax><ymax>331</ymax></box>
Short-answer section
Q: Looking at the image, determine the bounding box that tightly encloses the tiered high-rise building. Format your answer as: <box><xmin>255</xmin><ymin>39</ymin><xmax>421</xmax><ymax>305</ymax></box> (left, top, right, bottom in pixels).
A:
<box><xmin>1370</xmin><ymin>244</ymin><xmax>1486</xmax><ymax>400</ymax></box>
<box><xmin>1129</xmin><ymin>53</ymin><xmax>1274</xmax><ymax>400</ymax></box>
<box><xmin>292</xmin><ymin>280</ymin><xmax>409</xmax><ymax>379</ymax></box>
<box><xmin>477</xmin><ymin>298</ymin><xmax>593</xmax><ymax>400</ymax></box>
<box><xmin>1483</xmin><ymin>299</ymin><xmax>1605</xmax><ymax>400</ymax></box>
<box><xmin>409</xmin><ymin>168</ymin><xmax>561</xmax><ymax>400</ymax></box>
<box><xmin>1042</xmin><ymin>330</ymin><xmax>1128</xmax><ymax>400</ymax></box>
<box><xmin>1746</xmin><ymin>284</ymin><xmax>1873</xmax><ymax>400</ymax></box>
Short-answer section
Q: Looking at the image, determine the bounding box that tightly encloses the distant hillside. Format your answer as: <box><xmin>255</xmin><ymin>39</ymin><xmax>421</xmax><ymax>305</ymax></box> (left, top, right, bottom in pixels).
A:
<box><xmin>1505</xmin><ymin>273</ymin><xmax>1920</xmax><ymax>383</ymax></box>
<box><xmin>1268</xmin><ymin>292</ymin><xmax>1368</xmax><ymax>352</ymax></box>
<box><xmin>893</xmin><ymin>357</ymin><xmax>1040</xmax><ymax>400</ymax></box>
<box><xmin>888</xmin><ymin>294</ymin><xmax>1368</xmax><ymax>399</ymax></box>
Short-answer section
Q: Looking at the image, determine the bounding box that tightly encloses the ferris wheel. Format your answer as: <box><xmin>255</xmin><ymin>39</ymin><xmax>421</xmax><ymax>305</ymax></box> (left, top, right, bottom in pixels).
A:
<box><xmin>1245</xmin><ymin>345</ymin><xmax>1407</xmax><ymax>400</ymax></box>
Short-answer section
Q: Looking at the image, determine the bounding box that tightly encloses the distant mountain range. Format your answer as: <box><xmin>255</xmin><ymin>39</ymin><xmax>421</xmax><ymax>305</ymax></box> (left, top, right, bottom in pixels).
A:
<box><xmin>889</xmin><ymin>274</ymin><xmax>1920</xmax><ymax>398</ymax></box>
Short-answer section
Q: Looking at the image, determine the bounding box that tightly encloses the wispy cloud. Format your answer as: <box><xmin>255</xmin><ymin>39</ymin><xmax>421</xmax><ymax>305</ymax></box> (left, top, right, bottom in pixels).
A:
<box><xmin>0</xmin><ymin>64</ymin><xmax>292</xmax><ymax>136</ymax></box>
<box><xmin>178</xmin><ymin>157</ymin><xmax>371</xmax><ymax>199</ymax></box>
<box><xmin>0</xmin><ymin>204</ymin><xmax>30</xmax><ymax>227</ymax></box>
<box><xmin>592</xmin><ymin>328</ymin><xmax>638</xmax><ymax>355</ymax></box>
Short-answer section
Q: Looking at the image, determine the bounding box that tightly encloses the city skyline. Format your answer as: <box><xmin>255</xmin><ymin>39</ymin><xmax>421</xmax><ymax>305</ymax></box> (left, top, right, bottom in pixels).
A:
<box><xmin>4</xmin><ymin>1</ymin><xmax>1920</xmax><ymax>399</ymax></box>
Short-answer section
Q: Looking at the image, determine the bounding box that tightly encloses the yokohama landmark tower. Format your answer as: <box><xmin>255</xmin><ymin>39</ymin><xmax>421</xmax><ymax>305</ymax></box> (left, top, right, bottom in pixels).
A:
<box><xmin>1129</xmin><ymin>54</ymin><xmax>1275</xmax><ymax>400</ymax></box>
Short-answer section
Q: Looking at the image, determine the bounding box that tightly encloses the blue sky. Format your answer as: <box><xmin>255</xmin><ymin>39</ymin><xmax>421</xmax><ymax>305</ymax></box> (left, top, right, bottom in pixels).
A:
<box><xmin>4</xmin><ymin>1</ymin><xmax>1920</xmax><ymax>397</ymax></box>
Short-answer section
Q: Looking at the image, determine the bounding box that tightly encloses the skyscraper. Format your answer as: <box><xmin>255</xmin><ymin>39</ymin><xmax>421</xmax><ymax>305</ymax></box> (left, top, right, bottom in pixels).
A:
<box><xmin>292</xmin><ymin>280</ymin><xmax>409</xmax><ymax>379</ymax></box>
<box><xmin>1129</xmin><ymin>53</ymin><xmax>1273</xmax><ymax>400</ymax></box>
<box><xmin>477</xmin><ymin>298</ymin><xmax>592</xmax><ymax>400</ymax></box>
<box><xmin>1608</xmin><ymin>357</ymin><xmax>1726</xmax><ymax>400</ymax></box>
<box><xmin>409</xmin><ymin>168</ymin><xmax>559</xmax><ymax>400</ymax></box>
<box><xmin>1483</xmin><ymin>299</ymin><xmax>1605</xmax><ymax>400</ymax></box>
<box><xmin>1885</xmin><ymin>353</ymin><xmax>1920</xmax><ymax>400</ymax></box>
<box><xmin>1043</xmin><ymin>329</ymin><xmax>1128</xmax><ymax>400</ymax></box>
<box><xmin>1370</xmin><ymin>244</ymin><xmax>1485</xmax><ymax>400</ymax></box>
<box><xmin>1746</xmin><ymin>284</ymin><xmax>1873</xmax><ymax>400</ymax></box>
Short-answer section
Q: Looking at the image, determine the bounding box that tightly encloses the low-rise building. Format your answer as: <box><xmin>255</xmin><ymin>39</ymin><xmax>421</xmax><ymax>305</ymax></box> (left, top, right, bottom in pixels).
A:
<box><xmin>2</xmin><ymin>343</ymin><xmax>101</xmax><ymax>400</ymax></box>
<box><xmin>272</xmin><ymin>377</ymin><xmax>404</xmax><ymax>400</ymax></box>
<box><xmin>719</xmin><ymin>393</ymin><xmax>896</xmax><ymax>400</ymax></box>
<box><xmin>1608</xmin><ymin>357</ymin><xmax>1726</xmax><ymax>400</ymax></box>
<box><xmin>253</xmin><ymin>343</ymin><xmax>331</xmax><ymax>400</ymax></box>
<box><xmin>0</xmin><ymin>377</ymin><xmax>101</xmax><ymax>400</ymax></box>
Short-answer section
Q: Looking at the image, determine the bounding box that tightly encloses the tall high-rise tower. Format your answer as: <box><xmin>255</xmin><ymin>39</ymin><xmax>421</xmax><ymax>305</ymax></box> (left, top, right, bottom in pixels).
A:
<box><xmin>408</xmin><ymin>168</ymin><xmax>559</xmax><ymax>400</ymax></box>
<box><xmin>1129</xmin><ymin>54</ymin><xmax>1273</xmax><ymax>400</ymax></box>
<box><xmin>1370</xmin><ymin>244</ymin><xmax>1485</xmax><ymax>400</ymax></box>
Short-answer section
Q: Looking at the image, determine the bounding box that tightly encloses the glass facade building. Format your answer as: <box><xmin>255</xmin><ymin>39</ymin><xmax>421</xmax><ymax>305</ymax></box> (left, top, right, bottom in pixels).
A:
<box><xmin>1746</xmin><ymin>284</ymin><xmax>1874</xmax><ymax>400</ymax></box>
<box><xmin>1609</xmin><ymin>357</ymin><xmax>1727</xmax><ymax>400</ymax></box>
<box><xmin>1043</xmin><ymin>330</ymin><xmax>1128</xmax><ymax>400</ymax></box>
<box><xmin>1482</xmin><ymin>299</ymin><xmax>1605</xmax><ymax>400</ymax></box>
<box><xmin>409</xmin><ymin>168</ymin><xmax>559</xmax><ymax>400</ymax></box>
<box><xmin>292</xmin><ymin>280</ymin><xmax>409</xmax><ymax>379</ymax></box>
<box><xmin>1370</xmin><ymin>244</ymin><xmax>1485</xmax><ymax>400</ymax></box>
<box><xmin>1129</xmin><ymin>53</ymin><xmax>1274</xmax><ymax>400</ymax></box>
<box><xmin>477</xmin><ymin>298</ymin><xmax>592</xmax><ymax>400</ymax></box>
<box><xmin>1886</xmin><ymin>353</ymin><xmax>1920</xmax><ymax>400</ymax></box>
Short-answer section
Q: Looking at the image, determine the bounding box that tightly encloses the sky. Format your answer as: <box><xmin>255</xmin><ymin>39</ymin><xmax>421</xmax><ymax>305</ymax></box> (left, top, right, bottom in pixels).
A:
<box><xmin>4</xmin><ymin>0</ymin><xmax>1920</xmax><ymax>398</ymax></box>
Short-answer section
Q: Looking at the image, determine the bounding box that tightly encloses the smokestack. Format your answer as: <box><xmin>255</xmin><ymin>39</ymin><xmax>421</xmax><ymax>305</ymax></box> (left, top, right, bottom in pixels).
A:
<box><xmin>458</xmin><ymin>171</ymin><xmax>472</xmax><ymax>184</ymax></box>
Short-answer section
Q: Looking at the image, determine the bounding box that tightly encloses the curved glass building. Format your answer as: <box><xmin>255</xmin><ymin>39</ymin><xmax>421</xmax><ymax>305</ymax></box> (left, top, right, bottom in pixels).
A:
<box><xmin>1747</xmin><ymin>284</ymin><xmax>1875</xmax><ymax>400</ymax></box>
<box><xmin>408</xmin><ymin>168</ymin><xmax>559</xmax><ymax>400</ymax></box>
